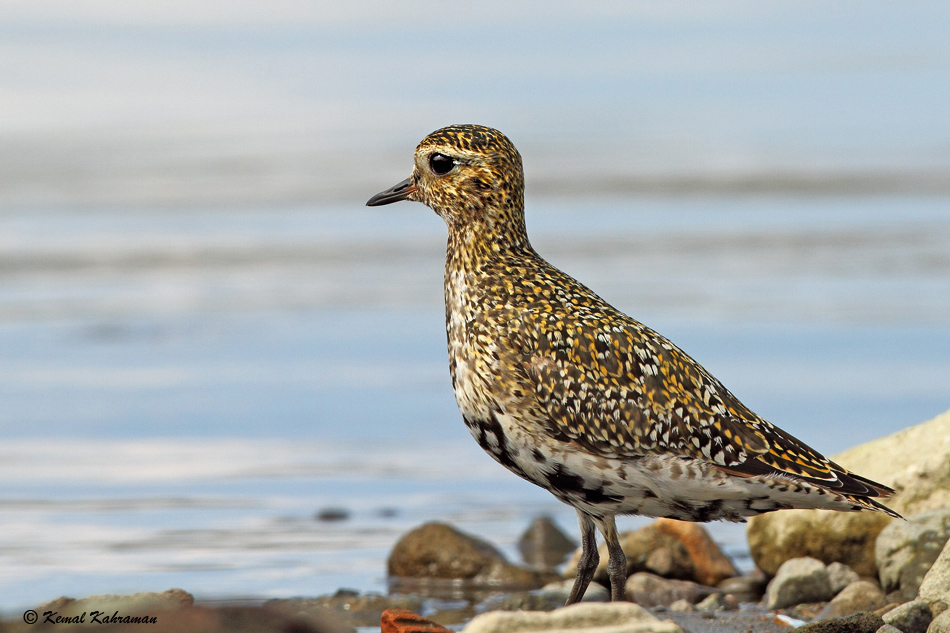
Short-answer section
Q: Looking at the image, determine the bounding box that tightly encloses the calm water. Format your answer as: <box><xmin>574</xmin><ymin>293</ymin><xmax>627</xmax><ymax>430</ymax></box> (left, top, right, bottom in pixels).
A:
<box><xmin>1</xmin><ymin>0</ymin><xmax>950</xmax><ymax>617</ymax></box>
<box><xmin>1</xmin><ymin>195</ymin><xmax>949</xmax><ymax>611</ymax></box>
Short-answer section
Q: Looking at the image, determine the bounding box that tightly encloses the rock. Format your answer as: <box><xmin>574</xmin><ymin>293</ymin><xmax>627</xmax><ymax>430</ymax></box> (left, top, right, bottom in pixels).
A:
<box><xmin>268</xmin><ymin>591</ymin><xmax>422</xmax><ymax>628</ymax></box>
<box><xmin>388</xmin><ymin>522</ymin><xmax>547</xmax><ymax>590</ymax></box>
<box><xmin>518</xmin><ymin>516</ymin><xmax>578</xmax><ymax>569</ymax></box>
<box><xmin>882</xmin><ymin>599</ymin><xmax>932</xmax><ymax>633</ymax></box>
<box><xmin>814</xmin><ymin>581</ymin><xmax>888</xmax><ymax>620</ymax></box>
<box><xmin>381</xmin><ymin>609</ymin><xmax>451</xmax><ymax>633</ymax></box>
<box><xmin>794</xmin><ymin>612</ymin><xmax>885</xmax><ymax>633</ymax></box>
<box><xmin>876</xmin><ymin>508</ymin><xmax>950</xmax><ymax>602</ymax></box>
<box><xmin>625</xmin><ymin>572</ymin><xmax>718</xmax><ymax>608</ymax></box>
<box><xmin>748</xmin><ymin>408</ymin><xmax>950</xmax><ymax>578</ymax></box>
<box><xmin>539</xmin><ymin>579</ymin><xmax>609</xmax><ymax>603</ymax></box>
<box><xmin>765</xmin><ymin>557</ymin><xmax>834</xmax><ymax>610</ymax></box>
<box><xmin>563</xmin><ymin>520</ymin><xmax>734</xmax><ymax>587</ymax></box>
<box><xmin>460</xmin><ymin>602</ymin><xmax>684</xmax><ymax>633</ymax></box>
<box><xmin>877</xmin><ymin>626</ymin><xmax>903</xmax><ymax>633</ymax></box>
<box><xmin>826</xmin><ymin>562</ymin><xmax>861</xmax><ymax>594</ymax></box>
<box><xmin>564</xmin><ymin>522</ymin><xmax>693</xmax><ymax>585</ymax></box>
<box><xmin>918</xmin><ymin>538</ymin><xmax>950</xmax><ymax>618</ymax></box>
<box><xmin>929</xmin><ymin>610</ymin><xmax>950</xmax><ymax>633</ymax></box>
<box><xmin>715</xmin><ymin>574</ymin><xmax>767</xmax><ymax>602</ymax></box>
<box><xmin>36</xmin><ymin>589</ymin><xmax>195</xmax><ymax>617</ymax></box>
<box><xmin>669</xmin><ymin>599</ymin><xmax>695</xmax><ymax>612</ymax></box>
<box><xmin>695</xmin><ymin>592</ymin><xmax>734</xmax><ymax>612</ymax></box>
<box><xmin>653</xmin><ymin>518</ymin><xmax>738</xmax><ymax>586</ymax></box>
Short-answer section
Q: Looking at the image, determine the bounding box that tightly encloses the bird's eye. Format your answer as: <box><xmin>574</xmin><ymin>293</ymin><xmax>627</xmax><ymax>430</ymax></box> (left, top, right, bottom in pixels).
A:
<box><xmin>429</xmin><ymin>153</ymin><xmax>456</xmax><ymax>176</ymax></box>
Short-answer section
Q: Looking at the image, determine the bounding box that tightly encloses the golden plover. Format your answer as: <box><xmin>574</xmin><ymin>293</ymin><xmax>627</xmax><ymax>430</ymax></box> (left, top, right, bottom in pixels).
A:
<box><xmin>367</xmin><ymin>124</ymin><xmax>899</xmax><ymax>604</ymax></box>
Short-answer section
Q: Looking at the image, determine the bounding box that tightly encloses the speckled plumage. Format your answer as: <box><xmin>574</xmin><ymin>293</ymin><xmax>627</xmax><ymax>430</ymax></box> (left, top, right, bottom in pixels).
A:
<box><xmin>367</xmin><ymin>124</ymin><xmax>899</xmax><ymax>603</ymax></box>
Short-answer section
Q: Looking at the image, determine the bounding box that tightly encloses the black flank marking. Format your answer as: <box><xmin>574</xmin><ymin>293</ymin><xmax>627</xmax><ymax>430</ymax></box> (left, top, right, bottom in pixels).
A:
<box><xmin>532</xmin><ymin>448</ymin><xmax>547</xmax><ymax>463</ymax></box>
<box><xmin>545</xmin><ymin>465</ymin><xmax>622</xmax><ymax>505</ymax></box>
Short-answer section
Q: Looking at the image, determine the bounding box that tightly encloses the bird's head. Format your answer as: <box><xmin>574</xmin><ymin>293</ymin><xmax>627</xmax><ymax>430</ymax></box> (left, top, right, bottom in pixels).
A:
<box><xmin>367</xmin><ymin>125</ymin><xmax>527</xmax><ymax>241</ymax></box>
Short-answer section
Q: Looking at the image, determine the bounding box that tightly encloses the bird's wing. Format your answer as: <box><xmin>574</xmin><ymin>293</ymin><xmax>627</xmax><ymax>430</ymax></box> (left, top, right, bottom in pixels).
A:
<box><xmin>521</xmin><ymin>316</ymin><xmax>896</xmax><ymax>502</ymax></box>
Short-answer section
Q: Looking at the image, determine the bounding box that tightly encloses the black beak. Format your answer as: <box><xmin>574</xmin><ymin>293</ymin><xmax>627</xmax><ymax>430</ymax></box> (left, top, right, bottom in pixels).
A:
<box><xmin>366</xmin><ymin>177</ymin><xmax>415</xmax><ymax>207</ymax></box>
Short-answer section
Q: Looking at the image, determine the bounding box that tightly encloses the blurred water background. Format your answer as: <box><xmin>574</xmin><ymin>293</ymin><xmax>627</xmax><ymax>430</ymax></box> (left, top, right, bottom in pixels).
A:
<box><xmin>1</xmin><ymin>0</ymin><xmax>949</xmax><ymax>613</ymax></box>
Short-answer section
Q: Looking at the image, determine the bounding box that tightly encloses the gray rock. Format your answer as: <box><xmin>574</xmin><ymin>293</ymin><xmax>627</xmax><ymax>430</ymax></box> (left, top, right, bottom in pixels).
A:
<box><xmin>765</xmin><ymin>556</ymin><xmax>834</xmax><ymax>610</ymax></box>
<box><xmin>929</xmin><ymin>609</ymin><xmax>950</xmax><ymax>633</ymax></box>
<box><xmin>876</xmin><ymin>508</ymin><xmax>950</xmax><ymax>601</ymax></box>
<box><xmin>539</xmin><ymin>579</ymin><xmax>609</xmax><ymax>603</ymax></box>
<box><xmin>827</xmin><ymin>562</ymin><xmax>861</xmax><ymax>594</ymax></box>
<box><xmin>814</xmin><ymin>580</ymin><xmax>887</xmax><ymax>620</ymax></box>
<box><xmin>877</xmin><ymin>626</ymin><xmax>903</xmax><ymax>633</ymax></box>
<box><xmin>918</xmin><ymin>537</ymin><xmax>950</xmax><ymax>618</ymax></box>
<box><xmin>518</xmin><ymin>516</ymin><xmax>578</xmax><ymax>569</ymax></box>
<box><xmin>795</xmin><ymin>612</ymin><xmax>884</xmax><ymax>633</ymax></box>
<box><xmin>461</xmin><ymin>601</ymin><xmax>684</xmax><ymax>633</ymax></box>
<box><xmin>715</xmin><ymin>574</ymin><xmax>767</xmax><ymax>602</ymax></box>
<box><xmin>625</xmin><ymin>572</ymin><xmax>718</xmax><ymax>608</ymax></box>
<box><xmin>388</xmin><ymin>522</ymin><xmax>548</xmax><ymax>589</ymax></box>
<box><xmin>882</xmin><ymin>599</ymin><xmax>932</xmax><ymax>633</ymax></box>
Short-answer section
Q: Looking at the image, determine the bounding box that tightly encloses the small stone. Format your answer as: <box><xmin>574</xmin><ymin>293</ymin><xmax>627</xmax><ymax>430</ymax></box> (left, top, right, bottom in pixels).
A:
<box><xmin>460</xmin><ymin>602</ymin><xmax>684</xmax><ymax>633</ymax></box>
<box><xmin>814</xmin><ymin>581</ymin><xmax>887</xmax><ymax>620</ymax></box>
<box><xmin>765</xmin><ymin>557</ymin><xmax>834</xmax><ymax>610</ymax></box>
<box><xmin>794</xmin><ymin>612</ymin><xmax>885</xmax><ymax>633</ymax></box>
<box><xmin>715</xmin><ymin>574</ymin><xmax>767</xmax><ymax>603</ymax></box>
<box><xmin>875</xmin><ymin>508</ymin><xmax>950</xmax><ymax>601</ymax></box>
<box><xmin>540</xmin><ymin>579</ymin><xmax>609</xmax><ymax>603</ymax></box>
<box><xmin>881</xmin><ymin>599</ymin><xmax>932</xmax><ymax>633</ymax></box>
<box><xmin>381</xmin><ymin>608</ymin><xmax>451</xmax><ymax>633</ymax></box>
<box><xmin>316</xmin><ymin>507</ymin><xmax>350</xmax><ymax>522</ymax></box>
<box><xmin>518</xmin><ymin>516</ymin><xmax>578</xmax><ymax>569</ymax></box>
<box><xmin>625</xmin><ymin>572</ymin><xmax>717</xmax><ymax>608</ymax></box>
<box><xmin>669</xmin><ymin>599</ymin><xmax>695</xmax><ymax>612</ymax></box>
<box><xmin>654</xmin><ymin>518</ymin><xmax>738</xmax><ymax>587</ymax></box>
<box><xmin>917</xmin><ymin>537</ymin><xmax>950</xmax><ymax>617</ymax></box>
<box><xmin>826</xmin><ymin>562</ymin><xmax>860</xmax><ymax>594</ymax></box>
<box><xmin>695</xmin><ymin>592</ymin><xmax>733</xmax><ymax>612</ymax></box>
<box><xmin>876</xmin><ymin>625</ymin><xmax>903</xmax><ymax>633</ymax></box>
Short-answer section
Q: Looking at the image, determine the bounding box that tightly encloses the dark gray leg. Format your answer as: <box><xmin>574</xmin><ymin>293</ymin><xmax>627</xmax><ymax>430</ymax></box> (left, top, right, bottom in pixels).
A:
<box><xmin>595</xmin><ymin>514</ymin><xmax>627</xmax><ymax>602</ymax></box>
<box><xmin>565</xmin><ymin>509</ymin><xmax>598</xmax><ymax>605</ymax></box>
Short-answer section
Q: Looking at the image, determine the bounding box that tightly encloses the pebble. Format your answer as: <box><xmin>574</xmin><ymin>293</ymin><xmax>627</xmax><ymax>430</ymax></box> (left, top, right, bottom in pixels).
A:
<box><xmin>764</xmin><ymin>557</ymin><xmax>834</xmax><ymax>610</ymax></box>
<box><xmin>715</xmin><ymin>574</ymin><xmax>767</xmax><ymax>603</ymax></box>
<box><xmin>381</xmin><ymin>608</ymin><xmax>451</xmax><ymax>633</ymax></box>
<box><xmin>538</xmin><ymin>579</ymin><xmax>609</xmax><ymax>603</ymax></box>
<box><xmin>825</xmin><ymin>562</ymin><xmax>860</xmax><ymax>594</ymax></box>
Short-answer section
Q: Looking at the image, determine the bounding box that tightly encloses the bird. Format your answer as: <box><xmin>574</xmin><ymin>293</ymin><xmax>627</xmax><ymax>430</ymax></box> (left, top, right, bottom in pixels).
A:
<box><xmin>366</xmin><ymin>124</ymin><xmax>900</xmax><ymax>605</ymax></box>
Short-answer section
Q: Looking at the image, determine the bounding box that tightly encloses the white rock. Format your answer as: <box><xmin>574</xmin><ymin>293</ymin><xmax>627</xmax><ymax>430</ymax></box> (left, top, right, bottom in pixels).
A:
<box><xmin>461</xmin><ymin>602</ymin><xmax>683</xmax><ymax>633</ymax></box>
